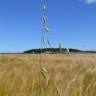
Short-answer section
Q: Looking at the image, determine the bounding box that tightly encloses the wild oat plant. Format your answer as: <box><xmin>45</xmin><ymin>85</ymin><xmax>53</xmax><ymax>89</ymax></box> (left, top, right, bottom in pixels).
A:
<box><xmin>39</xmin><ymin>1</ymin><xmax>62</xmax><ymax>96</ymax></box>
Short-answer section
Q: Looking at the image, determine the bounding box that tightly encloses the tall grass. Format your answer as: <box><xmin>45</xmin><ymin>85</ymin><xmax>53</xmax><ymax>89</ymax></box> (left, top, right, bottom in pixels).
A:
<box><xmin>0</xmin><ymin>54</ymin><xmax>96</xmax><ymax>96</ymax></box>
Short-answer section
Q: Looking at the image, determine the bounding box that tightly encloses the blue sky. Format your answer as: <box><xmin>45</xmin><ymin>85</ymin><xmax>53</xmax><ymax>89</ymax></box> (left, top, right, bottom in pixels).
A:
<box><xmin>0</xmin><ymin>0</ymin><xmax>96</xmax><ymax>52</ymax></box>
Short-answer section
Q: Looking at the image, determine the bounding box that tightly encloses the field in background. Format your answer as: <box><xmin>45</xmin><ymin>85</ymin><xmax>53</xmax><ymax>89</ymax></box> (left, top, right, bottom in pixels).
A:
<box><xmin>0</xmin><ymin>53</ymin><xmax>96</xmax><ymax>96</ymax></box>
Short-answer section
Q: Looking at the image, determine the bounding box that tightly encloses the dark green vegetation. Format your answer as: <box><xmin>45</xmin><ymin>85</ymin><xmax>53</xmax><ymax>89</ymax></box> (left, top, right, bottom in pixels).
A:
<box><xmin>24</xmin><ymin>48</ymin><xmax>81</xmax><ymax>54</ymax></box>
<box><xmin>24</xmin><ymin>48</ymin><xmax>96</xmax><ymax>54</ymax></box>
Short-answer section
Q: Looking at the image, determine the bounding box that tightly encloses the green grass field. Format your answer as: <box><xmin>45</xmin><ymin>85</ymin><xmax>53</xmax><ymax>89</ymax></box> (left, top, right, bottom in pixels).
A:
<box><xmin>0</xmin><ymin>53</ymin><xmax>96</xmax><ymax>96</ymax></box>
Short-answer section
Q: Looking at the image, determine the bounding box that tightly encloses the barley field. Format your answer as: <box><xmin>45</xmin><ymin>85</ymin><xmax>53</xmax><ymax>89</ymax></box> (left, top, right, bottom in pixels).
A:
<box><xmin>0</xmin><ymin>53</ymin><xmax>96</xmax><ymax>96</ymax></box>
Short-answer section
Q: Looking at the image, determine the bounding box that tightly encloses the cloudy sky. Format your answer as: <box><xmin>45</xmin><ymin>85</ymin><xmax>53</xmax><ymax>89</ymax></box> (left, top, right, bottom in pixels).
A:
<box><xmin>84</xmin><ymin>0</ymin><xmax>96</xmax><ymax>4</ymax></box>
<box><xmin>0</xmin><ymin>0</ymin><xmax>96</xmax><ymax>52</ymax></box>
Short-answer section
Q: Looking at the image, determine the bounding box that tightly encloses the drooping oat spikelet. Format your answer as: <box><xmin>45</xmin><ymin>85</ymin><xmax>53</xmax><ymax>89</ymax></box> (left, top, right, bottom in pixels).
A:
<box><xmin>42</xmin><ymin>3</ymin><xmax>46</xmax><ymax>12</ymax></box>
<box><xmin>44</xmin><ymin>26</ymin><xmax>49</xmax><ymax>32</ymax></box>
<box><xmin>40</xmin><ymin>66</ymin><xmax>48</xmax><ymax>80</ymax></box>
<box><xmin>56</xmin><ymin>87</ymin><xmax>61</xmax><ymax>96</ymax></box>
<box><xmin>42</xmin><ymin>15</ymin><xmax>47</xmax><ymax>25</ymax></box>
<box><xmin>42</xmin><ymin>2</ymin><xmax>49</xmax><ymax>33</ymax></box>
<box><xmin>42</xmin><ymin>37</ymin><xmax>46</xmax><ymax>45</ymax></box>
<box><xmin>47</xmin><ymin>39</ymin><xmax>51</xmax><ymax>48</ymax></box>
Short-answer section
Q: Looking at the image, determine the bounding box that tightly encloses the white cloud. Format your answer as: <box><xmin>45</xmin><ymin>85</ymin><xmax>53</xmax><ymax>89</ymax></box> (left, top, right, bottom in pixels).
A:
<box><xmin>84</xmin><ymin>0</ymin><xmax>96</xmax><ymax>4</ymax></box>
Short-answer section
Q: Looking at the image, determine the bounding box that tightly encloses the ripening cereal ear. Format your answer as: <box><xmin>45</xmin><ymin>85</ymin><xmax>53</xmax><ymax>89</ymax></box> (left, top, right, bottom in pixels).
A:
<box><xmin>42</xmin><ymin>15</ymin><xmax>47</xmax><ymax>25</ymax></box>
<box><xmin>47</xmin><ymin>39</ymin><xmax>51</xmax><ymax>48</ymax></box>
<box><xmin>56</xmin><ymin>87</ymin><xmax>61</xmax><ymax>96</ymax></box>
<box><xmin>42</xmin><ymin>3</ymin><xmax>46</xmax><ymax>12</ymax></box>
<box><xmin>42</xmin><ymin>37</ymin><xmax>46</xmax><ymax>45</ymax></box>
<box><xmin>44</xmin><ymin>27</ymin><xmax>50</xmax><ymax>32</ymax></box>
<box><xmin>42</xmin><ymin>3</ymin><xmax>49</xmax><ymax>32</ymax></box>
<box><xmin>40</xmin><ymin>65</ymin><xmax>48</xmax><ymax>80</ymax></box>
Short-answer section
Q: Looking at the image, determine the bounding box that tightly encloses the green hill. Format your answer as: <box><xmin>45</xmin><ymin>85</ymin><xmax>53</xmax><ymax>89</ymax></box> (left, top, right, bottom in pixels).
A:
<box><xmin>24</xmin><ymin>48</ymin><xmax>82</xmax><ymax>54</ymax></box>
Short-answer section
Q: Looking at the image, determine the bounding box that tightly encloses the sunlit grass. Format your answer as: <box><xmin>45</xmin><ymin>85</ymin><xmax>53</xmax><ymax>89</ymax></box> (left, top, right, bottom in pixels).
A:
<box><xmin>0</xmin><ymin>54</ymin><xmax>96</xmax><ymax>96</ymax></box>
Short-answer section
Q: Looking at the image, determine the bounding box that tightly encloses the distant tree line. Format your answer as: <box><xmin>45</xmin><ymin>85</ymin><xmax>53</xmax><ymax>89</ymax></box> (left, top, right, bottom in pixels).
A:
<box><xmin>24</xmin><ymin>48</ymin><xmax>82</xmax><ymax>54</ymax></box>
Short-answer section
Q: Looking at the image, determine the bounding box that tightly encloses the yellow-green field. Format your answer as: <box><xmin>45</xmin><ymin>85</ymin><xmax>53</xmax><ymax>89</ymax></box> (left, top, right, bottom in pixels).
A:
<box><xmin>0</xmin><ymin>53</ymin><xmax>96</xmax><ymax>96</ymax></box>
